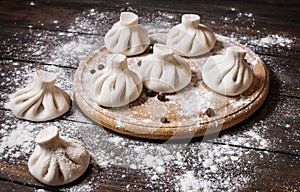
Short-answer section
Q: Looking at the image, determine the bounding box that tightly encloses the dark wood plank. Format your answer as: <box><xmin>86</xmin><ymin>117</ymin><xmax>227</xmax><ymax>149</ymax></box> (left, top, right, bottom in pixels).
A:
<box><xmin>0</xmin><ymin>0</ymin><xmax>299</xmax><ymax>34</ymax></box>
<box><xmin>216</xmin><ymin>94</ymin><xmax>300</xmax><ymax>155</ymax></box>
<box><xmin>0</xmin><ymin>0</ymin><xmax>299</xmax><ymax>58</ymax></box>
<box><xmin>262</xmin><ymin>55</ymin><xmax>300</xmax><ymax>97</ymax></box>
<box><xmin>0</xmin><ymin>125</ymin><xmax>299</xmax><ymax>191</ymax></box>
<box><xmin>0</xmin><ymin>27</ymin><xmax>101</xmax><ymax>69</ymax></box>
<box><xmin>0</xmin><ymin>156</ymin><xmax>155</xmax><ymax>191</ymax></box>
<box><xmin>0</xmin><ymin>180</ymin><xmax>36</xmax><ymax>192</ymax></box>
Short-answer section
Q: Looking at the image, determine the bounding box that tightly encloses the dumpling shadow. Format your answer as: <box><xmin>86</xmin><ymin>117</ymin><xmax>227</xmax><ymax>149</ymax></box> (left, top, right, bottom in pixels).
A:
<box><xmin>128</xmin><ymin>90</ymin><xmax>149</xmax><ymax>108</ymax></box>
<box><xmin>190</xmin><ymin>70</ymin><xmax>202</xmax><ymax>88</ymax></box>
<box><xmin>209</xmin><ymin>40</ymin><xmax>225</xmax><ymax>56</ymax></box>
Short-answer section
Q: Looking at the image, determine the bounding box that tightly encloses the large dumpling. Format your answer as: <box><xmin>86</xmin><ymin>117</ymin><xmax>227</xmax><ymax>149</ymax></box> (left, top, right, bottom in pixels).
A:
<box><xmin>166</xmin><ymin>14</ymin><xmax>216</xmax><ymax>57</ymax></box>
<box><xmin>9</xmin><ymin>70</ymin><xmax>71</xmax><ymax>122</ymax></box>
<box><xmin>104</xmin><ymin>12</ymin><xmax>150</xmax><ymax>56</ymax></box>
<box><xmin>91</xmin><ymin>54</ymin><xmax>143</xmax><ymax>107</ymax></box>
<box><xmin>138</xmin><ymin>44</ymin><xmax>191</xmax><ymax>93</ymax></box>
<box><xmin>202</xmin><ymin>46</ymin><xmax>254</xmax><ymax>96</ymax></box>
<box><xmin>28</xmin><ymin>126</ymin><xmax>90</xmax><ymax>186</ymax></box>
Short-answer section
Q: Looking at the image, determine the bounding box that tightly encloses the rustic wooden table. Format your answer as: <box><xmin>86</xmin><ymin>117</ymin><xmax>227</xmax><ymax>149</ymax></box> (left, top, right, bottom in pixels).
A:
<box><xmin>0</xmin><ymin>0</ymin><xmax>299</xmax><ymax>191</ymax></box>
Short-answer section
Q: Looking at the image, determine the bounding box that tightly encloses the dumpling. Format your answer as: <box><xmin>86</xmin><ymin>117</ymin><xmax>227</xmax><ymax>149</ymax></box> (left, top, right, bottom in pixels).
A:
<box><xmin>104</xmin><ymin>12</ymin><xmax>150</xmax><ymax>56</ymax></box>
<box><xmin>138</xmin><ymin>44</ymin><xmax>191</xmax><ymax>93</ymax></box>
<box><xmin>91</xmin><ymin>54</ymin><xmax>143</xmax><ymax>107</ymax></box>
<box><xmin>166</xmin><ymin>14</ymin><xmax>216</xmax><ymax>57</ymax></box>
<box><xmin>28</xmin><ymin>126</ymin><xmax>90</xmax><ymax>186</ymax></box>
<box><xmin>202</xmin><ymin>46</ymin><xmax>254</xmax><ymax>96</ymax></box>
<box><xmin>9</xmin><ymin>70</ymin><xmax>71</xmax><ymax>122</ymax></box>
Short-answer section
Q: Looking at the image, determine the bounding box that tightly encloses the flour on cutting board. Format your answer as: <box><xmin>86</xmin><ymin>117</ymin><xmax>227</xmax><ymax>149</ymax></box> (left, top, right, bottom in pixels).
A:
<box><xmin>0</xmin><ymin>6</ymin><xmax>295</xmax><ymax>192</ymax></box>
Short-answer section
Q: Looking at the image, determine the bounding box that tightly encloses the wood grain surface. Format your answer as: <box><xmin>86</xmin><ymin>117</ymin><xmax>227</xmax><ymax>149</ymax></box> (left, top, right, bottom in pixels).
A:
<box><xmin>0</xmin><ymin>0</ymin><xmax>299</xmax><ymax>191</ymax></box>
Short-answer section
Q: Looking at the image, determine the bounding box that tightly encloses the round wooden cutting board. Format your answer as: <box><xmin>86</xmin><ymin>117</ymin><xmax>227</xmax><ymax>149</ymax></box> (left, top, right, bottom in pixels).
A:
<box><xmin>73</xmin><ymin>31</ymin><xmax>269</xmax><ymax>140</ymax></box>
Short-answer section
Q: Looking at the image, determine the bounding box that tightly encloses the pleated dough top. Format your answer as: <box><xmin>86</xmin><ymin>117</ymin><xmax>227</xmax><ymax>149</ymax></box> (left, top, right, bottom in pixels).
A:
<box><xmin>90</xmin><ymin>54</ymin><xmax>143</xmax><ymax>107</ymax></box>
<box><xmin>166</xmin><ymin>14</ymin><xmax>216</xmax><ymax>57</ymax></box>
<box><xmin>202</xmin><ymin>46</ymin><xmax>254</xmax><ymax>96</ymax></box>
<box><xmin>28</xmin><ymin>126</ymin><xmax>90</xmax><ymax>186</ymax></box>
<box><xmin>104</xmin><ymin>12</ymin><xmax>150</xmax><ymax>56</ymax></box>
<box><xmin>9</xmin><ymin>70</ymin><xmax>71</xmax><ymax>122</ymax></box>
<box><xmin>138</xmin><ymin>44</ymin><xmax>191</xmax><ymax>93</ymax></box>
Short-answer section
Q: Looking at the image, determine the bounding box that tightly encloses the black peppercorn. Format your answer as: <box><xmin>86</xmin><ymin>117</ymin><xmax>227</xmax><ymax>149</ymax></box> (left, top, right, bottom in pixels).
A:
<box><xmin>157</xmin><ymin>92</ymin><xmax>166</xmax><ymax>101</ymax></box>
<box><xmin>160</xmin><ymin>117</ymin><xmax>168</xmax><ymax>123</ymax></box>
<box><xmin>98</xmin><ymin>64</ymin><xmax>105</xmax><ymax>70</ymax></box>
<box><xmin>205</xmin><ymin>108</ymin><xmax>215</xmax><ymax>117</ymax></box>
<box><xmin>90</xmin><ymin>69</ymin><xmax>96</xmax><ymax>74</ymax></box>
<box><xmin>137</xmin><ymin>60</ymin><xmax>142</xmax><ymax>67</ymax></box>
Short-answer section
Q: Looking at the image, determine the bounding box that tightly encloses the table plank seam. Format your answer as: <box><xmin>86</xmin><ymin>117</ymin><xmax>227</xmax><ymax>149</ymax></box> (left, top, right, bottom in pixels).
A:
<box><xmin>212</xmin><ymin>141</ymin><xmax>300</xmax><ymax>157</ymax></box>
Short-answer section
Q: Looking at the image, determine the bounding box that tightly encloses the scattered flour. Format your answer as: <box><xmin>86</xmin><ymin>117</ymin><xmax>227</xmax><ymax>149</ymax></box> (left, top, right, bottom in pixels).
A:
<box><xmin>0</xmin><ymin>120</ymin><xmax>38</xmax><ymax>160</ymax></box>
<box><xmin>64</xmin><ymin>182</ymin><xmax>94</xmax><ymax>192</ymax></box>
<box><xmin>285</xmin><ymin>124</ymin><xmax>291</xmax><ymax>128</ymax></box>
<box><xmin>218</xmin><ymin>120</ymin><xmax>269</xmax><ymax>149</ymax></box>
<box><xmin>0</xmin><ymin>126</ymin><xmax>33</xmax><ymax>151</ymax></box>
<box><xmin>220</xmin><ymin>9</ymin><xmax>294</xmax><ymax>50</ymax></box>
<box><xmin>46</xmin><ymin>35</ymin><xmax>101</xmax><ymax>68</ymax></box>
<box><xmin>249</xmin><ymin>34</ymin><xmax>293</xmax><ymax>48</ymax></box>
<box><xmin>229</xmin><ymin>96</ymin><xmax>253</xmax><ymax>109</ymax></box>
<box><xmin>0</xmin><ymin>6</ymin><xmax>296</xmax><ymax>192</ymax></box>
<box><xmin>34</xmin><ymin>182</ymin><xmax>94</xmax><ymax>192</ymax></box>
<box><xmin>175</xmin><ymin>171</ymin><xmax>210</xmax><ymax>192</ymax></box>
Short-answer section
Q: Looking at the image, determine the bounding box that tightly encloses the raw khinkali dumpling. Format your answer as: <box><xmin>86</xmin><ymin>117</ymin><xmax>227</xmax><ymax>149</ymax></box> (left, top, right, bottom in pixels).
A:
<box><xmin>104</xmin><ymin>12</ymin><xmax>150</xmax><ymax>56</ymax></box>
<box><xmin>9</xmin><ymin>70</ymin><xmax>71</xmax><ymax>122</ymax></box>
<box><xmin>91</xmin><ymin>54</ymin><xmax>143</xmax><ymax>107</ymax></box>
<box><xmin>28</xmin><ymin>126</ymin><xmax>90</xmax><ymax>186</ymax></box>
<box><xmin>166</xmin><ymin>14</ymin><xmax>216</xmax><ymax>57</ymax></box>
<box><xmin>139</xmin><ymin>44</ymin><xmax>191</xmax><ymax>93</ymax></box>
<box><xmin>202</xmin><ymin>46</ymin><xmax>254</xmax><ymax>96</ymax></box>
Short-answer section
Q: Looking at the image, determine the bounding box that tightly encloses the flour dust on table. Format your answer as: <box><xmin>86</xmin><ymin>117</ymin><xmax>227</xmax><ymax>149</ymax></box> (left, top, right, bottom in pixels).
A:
<box><xmin>0</xmin><ymin>5</ymin><xmax>295</xmax><ymax>192</ymax></box>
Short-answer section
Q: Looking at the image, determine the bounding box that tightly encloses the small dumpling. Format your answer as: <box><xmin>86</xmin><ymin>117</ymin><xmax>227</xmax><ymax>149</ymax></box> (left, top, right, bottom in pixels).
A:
<box><xmin>9</xmin><ymin>70</ymin><xmax>71</xmax><ymax>122</ymax></box>
<box><xmin>28</xmin><ymin>126</ymin><xmax>90</xmax><ymax>186</ymax></box>
<box><xmin>91</xmin><ymin>54</ymin><xmax>142</xmax><ymax>107</ymax></box>
<box><xmin>104</xmin><ymin>12</ymin><xmax>150</xmax><ymax>56</ymax></box>
<box><xmin>202</xmin><ymin>46</ymin><xmax>254</xmax><ymax>96</ymax></box>
<box><xmin>166</xmin><ymin>14</ymin><xmax>216</xmax><ymax>57</ymax></box>
<box><xmin>138</xmin><ymin>44</ymin><xmax>191</xmax><ymax>93</ymax></box>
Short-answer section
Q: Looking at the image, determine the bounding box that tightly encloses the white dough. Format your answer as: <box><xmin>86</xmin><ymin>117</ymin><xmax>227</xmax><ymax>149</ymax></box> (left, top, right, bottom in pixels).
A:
<box><xmin>166</xmin><ymin>14</ymin><xmax>216</xmax><ymax>57</ymax></box>
<box><xmin>28</xmin><ymin>126</ymin><xmax>90</xmax><ymax>186</ymax></box>
<box><xmin>202</xmin><ymin>46</ymin><xmax>254</xmax><ymax>96</ymax></box>
<box><xmin>9</xmin><ymin>70</ymin><xmax>71</xmax><ymax>122</ymax></box>
<box><xmin>139</xmin><ymin>44</ymin><xmax>191</xmax><ymax>93</ymax></box>
<box><xmin>91</xmin><ymin>54</ymin><xmax>143</xmax><ymax>107</ymax></box>
<box><xmin>104</xmin><ymin>12</ymin><xmax>150</xmax><ymax>56</ymax></box>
